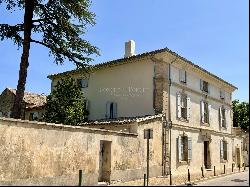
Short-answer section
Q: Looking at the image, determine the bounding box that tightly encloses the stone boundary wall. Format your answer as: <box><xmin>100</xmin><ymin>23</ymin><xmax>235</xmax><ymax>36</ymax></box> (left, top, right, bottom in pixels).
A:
<box><xmin>0</xmin><ymin>117</ymin><xmax>163</xmax><ymax>186</ymax></box>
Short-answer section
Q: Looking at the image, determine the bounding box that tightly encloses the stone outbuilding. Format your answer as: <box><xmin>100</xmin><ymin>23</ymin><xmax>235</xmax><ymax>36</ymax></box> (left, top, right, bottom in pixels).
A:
<box><xmin>0</xmin><ymin>88</ymin><xmax>46</xmax><ymax>121</ymax></box>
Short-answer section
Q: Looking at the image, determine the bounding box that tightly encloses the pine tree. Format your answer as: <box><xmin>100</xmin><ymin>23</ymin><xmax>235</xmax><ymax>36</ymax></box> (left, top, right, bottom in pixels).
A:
<box><xmin>0</xmin><ymin>0</ymin><xmax>99</xmax><ymax>119</ymax></box>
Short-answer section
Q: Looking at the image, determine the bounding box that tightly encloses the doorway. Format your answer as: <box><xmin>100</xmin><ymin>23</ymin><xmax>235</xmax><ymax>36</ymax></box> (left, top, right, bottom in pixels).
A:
<box><xmin>236</xmin><ymin>148</ymin><xmax>241</xmax><ymax>167</ymax></box>
<box><xmin>204</xmin><ymin>141</ymin><xmax>211</xmax><ymax>169</ymax></box>
<box><xmin>98</xmin><ymin>141</ymin><xmax>111</xmax><ymax>183</ymax></box>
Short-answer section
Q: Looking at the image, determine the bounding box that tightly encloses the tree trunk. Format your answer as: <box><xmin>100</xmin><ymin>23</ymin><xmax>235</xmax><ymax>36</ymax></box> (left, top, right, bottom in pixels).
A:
<box><xmin>11</xmin><ymin>0</ymin><xmax>35</xmax><ymax>119</ymax></box>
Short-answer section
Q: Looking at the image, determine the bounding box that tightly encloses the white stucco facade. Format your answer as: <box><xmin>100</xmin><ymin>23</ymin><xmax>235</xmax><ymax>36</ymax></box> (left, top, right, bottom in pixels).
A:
<box><xmin>48</xmin><ymin>46</ymin><xmax>243</xmax><ymax>176</ymax></box>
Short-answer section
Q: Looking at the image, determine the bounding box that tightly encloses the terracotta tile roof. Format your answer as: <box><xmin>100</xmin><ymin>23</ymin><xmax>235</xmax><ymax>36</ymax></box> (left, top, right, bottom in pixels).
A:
<box><xmin>47</xmin><ymin>47</ymin><xmax>237</xmax><ymax>90</ymax></box>
<box><xmin>7</xmin><ymin>88</ymin><xmax>47</xmax><ymax>109</ymax></box>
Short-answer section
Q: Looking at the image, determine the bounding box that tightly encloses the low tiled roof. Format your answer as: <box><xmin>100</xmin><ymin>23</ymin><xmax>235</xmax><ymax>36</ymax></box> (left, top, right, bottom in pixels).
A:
<box><xmin>47</xmin><ymin>47</ymin><xmax>237</xmax><ymax>90</ymax></box>
<box><xmin>80</xmin><ymin>114</ymin><xmax>163</xmax><ymax>126</ymax></box>
<box><xmin>7</xmin><ymin>88</ymin><xmax>47</xmax><ymax>109</ymax></box>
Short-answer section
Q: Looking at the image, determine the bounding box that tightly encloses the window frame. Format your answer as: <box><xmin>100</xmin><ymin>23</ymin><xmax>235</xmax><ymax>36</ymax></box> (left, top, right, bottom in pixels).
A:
<box><xmin>77</xmin><ymin>79</ymin><xmax>88</xmax><ymax>88</ymax></box>
<box><xmin>179</xmin><ymin>69</ymin><xmax>187</xmax><ymax>84</ymax></box>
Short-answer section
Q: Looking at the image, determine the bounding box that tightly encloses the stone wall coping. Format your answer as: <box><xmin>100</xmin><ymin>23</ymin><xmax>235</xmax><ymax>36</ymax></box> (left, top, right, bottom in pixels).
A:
<box><xmin>0</xmin><ymin>117</ymin><xmax>138</xmax><ymax>136</ymax></box>
<box><xmin>81</xmin><ymin>114</ymin><xmax>163</xmax><ymax>126</ymax></box>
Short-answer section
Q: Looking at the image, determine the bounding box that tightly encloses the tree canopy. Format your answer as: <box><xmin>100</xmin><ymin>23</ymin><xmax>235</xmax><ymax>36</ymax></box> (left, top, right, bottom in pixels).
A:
<box><xmin>232</xmin><ymin>100</ymin><xmax>249</xmax><ymax>131</ymax></box>
<box><xmin>43</xmin><ymin>77</ymin><xmax>88</xmax><ymax>125</ymax></box>
<box><xmin>0</xmin><ymin>0</ymin><xmax>99</xmax><ymax>119</ymax></box>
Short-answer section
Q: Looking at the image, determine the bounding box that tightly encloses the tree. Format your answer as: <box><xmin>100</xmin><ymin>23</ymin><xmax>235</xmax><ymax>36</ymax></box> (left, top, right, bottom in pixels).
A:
<box><xmin>44</xmin><ymin>77</ymin><xmax>88</xmax><ymax>125</ymax></box>
<box><xmin>232</xmin><ymin>100</ymin><xmax>249</xmax><ymax>131</ymax></box>
<box><xmin>0</xmin><ymin>0</ymin><xmax>99</xmax><ymax>119</ymax></box>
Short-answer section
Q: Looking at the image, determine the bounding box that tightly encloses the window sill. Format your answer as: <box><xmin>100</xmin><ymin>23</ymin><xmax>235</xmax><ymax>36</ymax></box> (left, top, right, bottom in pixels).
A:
<box><xmin>180</xmin><ymin>81</ymin><xmax>187</xmax><ymax>85</ymax></box>
<box><xmin>201</xmin><ymin>123</ymin><xmax>210</xmax><ymax>127</ymax></box>
<box><xmin>178</xmin><ymin>118</ymin><xmax>189</xmax><ymax>123</ymax></box>
<box><xmin>201</xmin><ymin>90</ymin><xmax>209</xmax><ymax>95</ymax></box>
<box><xmin>179</xmin><ymin>161</ymin><xmax>189</xmax><ymax>165</ymax></box>
<box><xmin>220</xmin><ymin>160</ymin><xmax>228</xmax><ymax>163</ymax></box>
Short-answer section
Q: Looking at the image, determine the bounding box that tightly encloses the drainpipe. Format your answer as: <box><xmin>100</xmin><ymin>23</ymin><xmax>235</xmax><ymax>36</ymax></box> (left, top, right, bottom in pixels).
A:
<box><xmin>168</xmin><ymin>58</ymin><xmax>178</xmax><ymax>182</ymax></box>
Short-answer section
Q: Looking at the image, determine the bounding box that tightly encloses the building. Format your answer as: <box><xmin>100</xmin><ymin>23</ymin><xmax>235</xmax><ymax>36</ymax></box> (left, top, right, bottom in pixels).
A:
<box><xmin>0</xmin><ymin>88</ymin><xmax>46</xmax><ymax>121</ymax></box>
<box><xmin>232</xmin><ymin>127</ymin><xmax>249</xmax><ymax>166</ymax></box>
<box><xmin>46</xmin><ymin>40</ymin><xmax>243</xmax><ymax>182</ymax></box>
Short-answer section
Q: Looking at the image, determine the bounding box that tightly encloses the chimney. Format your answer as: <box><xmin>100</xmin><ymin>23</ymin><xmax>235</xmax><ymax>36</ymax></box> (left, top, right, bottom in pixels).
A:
<box><xmin>124</xmin><ymin>40</ymin><xmax>136</xmax><ymax>58</ymax></box>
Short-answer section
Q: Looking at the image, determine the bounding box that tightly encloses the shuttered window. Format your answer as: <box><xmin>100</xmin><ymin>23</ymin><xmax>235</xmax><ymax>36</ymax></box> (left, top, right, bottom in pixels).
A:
<box><xmin>201</xmin><ymin>101</ymin><xmax>210</xmax><ymax>124</ymax></box>
<box><xmin>77</xmin><ymin>79</ymin><xmax>88</xmax><ymax>88</ymax></box>
<box><xmin>179</xmin><ymin>69</ymin><xmax>187</xmax><ymax>83</ymax></box>
<box><xmin>178</xmin><ymin>135</ymin><xmax>192</xmax><ymax>162</ymax></box>
<box><xmin>220</xmin><ymin>90</ymin><xmax>225</xmax><ymax>99</ymax></box>
<box><xmin>219</xmin><ymin>106</ymin><xmax>227</xmax><ymax>128</ymax></box>
<box><xmin>220</xmin><ymin>140</ymin><xmax>228</xmax><ymax>161</ymax></box>
<box><xmin>200</xmin><ymin>79</ymin><xmax>209</xmax><ymax>93</ymax></box>
<box><xmin>0</xmin><ymin>112</ymin><xmax>2</xmax><ymax>117</ymax></box>
<box><xmin>83</xmin><ymin>99</ymin><xmax>89</xmax><ymax>110</ymax></box>
<box><xmin>177</xmin><ymin>93</ymin><xmax>191</xmax><ymax>120</ymax></box>
<box><xmin>106</xmin><ymin>102</ymin><xmax>117</xmax><ymax>119</ymax></box>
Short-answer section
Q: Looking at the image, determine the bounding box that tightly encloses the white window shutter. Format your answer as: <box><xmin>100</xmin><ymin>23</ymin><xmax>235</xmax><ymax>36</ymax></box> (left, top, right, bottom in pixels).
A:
<box><xmin>177</xmin><ymin>93</ymin><xmax>181</xmax><ymax>118</ymax></box>
<box><xmin>187</xmin><ymin>96</ymin><xmax>191</xmax><ymax>119</ymax></box>
<box><xmin>184</xmin><ymin>71</ymin><xmax>187</xmax><ymax>83</ymax></box>
<box><xmin>113</xmin><ymin>102</ymin><xmax>117</xmax><ymax>118</ymax></box>
<box><xmin>179</xmin><ymin>70</ymin><xmax>186</xmax><ymax>83</ymax></box>
<box><xmin>207</xmin><ymin>83</ymin><xmax>210</xmax><ymax>94</ymax></box>
<box><xmin>188</xmin><ymin>137</ymin><xmax>192</xmax><ymax>160</ymax></box>
<box><xmin>225</xmin><ymin>109</ymin><xmax>228</xmax><ymax>129</ymax></box>
<box><xmin>178</xmin><ymin>136</ymin><xmax>182</xmax><ymax>161</ymax></box>
<box><xmin>200</xmin><ymin>101</ymin><xmax>204</xmax><ymax>123</ymax></box>
<box><xmin>219</xmin><ymin>107</ymin><xmax>222</xmax><ymax>128</ymax></box>
<box><xmin>106</xmin><ymin>102</ymin><xmax>111</xmax><ymax>119</ymax></box>
<box><xmin>200</xmin><ymin>79</ymin><xmax>203</xmax><ymax>91</ymax></box>
<box><xmin>220</xmin><ymin>140</ymin><xmax>224</xmax><ymax>160</ymax></box>
<box><xmin>179</xmin><ymin>69</ymin><xmax>183</xmax><ymax>82</ymax></box>
<box><xmin>208</xmin><ymin>104</ymin><xmax>212</xmax><ymax>124</ymax></box>
<box><xmin>85</xmin><ymin>100</ymin><xmax>89</xmax><ymax>110</ymax></box>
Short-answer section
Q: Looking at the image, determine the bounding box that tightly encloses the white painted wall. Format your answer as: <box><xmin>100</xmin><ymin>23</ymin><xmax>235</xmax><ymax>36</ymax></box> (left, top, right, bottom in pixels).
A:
<box><xmin>169</xmin><ymin>61</ymin><xmax>233</xmax><ymax>134</ymax></box>
<box><xmin>52</xmin><ymin>59</ymin><xmax>155</xmax><ymax>120</ymax></box>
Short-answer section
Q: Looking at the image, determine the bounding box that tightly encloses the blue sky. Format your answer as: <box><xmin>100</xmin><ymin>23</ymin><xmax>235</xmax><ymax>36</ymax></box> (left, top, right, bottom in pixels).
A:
<box><xmin>0</xmin><ymin>0</ymin><xmax>249</xmax><ymax>101</ymax></box>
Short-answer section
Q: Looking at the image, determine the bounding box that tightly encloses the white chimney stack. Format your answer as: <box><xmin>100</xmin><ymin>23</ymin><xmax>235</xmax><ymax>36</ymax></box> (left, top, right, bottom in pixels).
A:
<box><xmin>124</xmin><ymin>40</ymin><xmax>136</xmax><ymax>58</ymax></box>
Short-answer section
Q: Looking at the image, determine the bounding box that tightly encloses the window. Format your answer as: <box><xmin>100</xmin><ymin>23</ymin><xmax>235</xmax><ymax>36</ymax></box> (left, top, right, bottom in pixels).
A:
<box><xmin>201</xmin><ymin>101</ymin><xmax>211</xmax><ymax>124</ymax></box>
<box><xmin>83</xmin><ymin>99</ymin><xmax>89</xmax><ymax>111</ymax></box>
<box><xmin>178</xmin><ymin>135</ymin><xmax>192</xmax><ymax>162</ymax></box>
<box><xmin>106</xmin><ymin>102</ymin><xmax>117</xmax><ymax>119</ymax></box>
<box><xmin>220</xmin><ymin>89</ymin><xmax>225</xmax><ymax>99</ymax></box>
<box><xmin>77</xmin><ymin>79</ymin><xmax>88</xmax><ymax>88</ymax></box>
<box><xmin>219</xmin><ymin>106</ymin><xmax>227</xmax><ymax>128</ymax></box>
<box><xmin>7</xmin><ymin>112</ymin><xmax>11</xmax><ymax>118</ymax></box>
<box><xmin>177</xmin><ymin>93</ymin><xmax>191</xmax><ymax>120</ymax></box>
<box><xmin>29</xmin><ymin>112</ymin><xmax>38</xmax><ymax>121</ymax></box>
<box><xmin>200</xmin><ymin>79</ymin><xmax>209</xmax><ymax>93</ymax></box>
<box><xmin>179</xmin><ymin>69</ymin><xmax>187</xmax><ymax>83</ymax></box>
<box><xmin>0</xmin><ymin>112</ymin><xmax>2</xmax><ymax>117</ymax></box>
<box><xmin>220</xmin><ymin>140</ymin><xmax>228</xmax><ymax>161</ymax></box>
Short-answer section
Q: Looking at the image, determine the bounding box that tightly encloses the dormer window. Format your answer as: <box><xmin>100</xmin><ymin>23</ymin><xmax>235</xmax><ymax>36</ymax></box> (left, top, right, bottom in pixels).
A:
<box><xmin>179</xmin><ymin>69</ymin><xmax>187</xmax><ymax>84</ymax></box>
<box><xmin>200</xmin><ymin>79</ymin><xmax>209</xmax><ymax>93</ymax></box>
<box><xmin>220</xmin><ymin>89</ymin><xmax>225</xmax><ymax>100</ymax></box>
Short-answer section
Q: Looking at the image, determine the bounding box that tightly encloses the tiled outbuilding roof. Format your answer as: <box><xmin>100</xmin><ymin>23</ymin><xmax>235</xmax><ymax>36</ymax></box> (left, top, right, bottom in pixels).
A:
<box><xmin>47</xmin><ymin>47</ymin><xmax>237</xmax><ymax>90</ymax></box>
<box><xmin>7</xmin><ymin>88</ymin><xmax>47</xmax><ymax>109</ymax></box>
